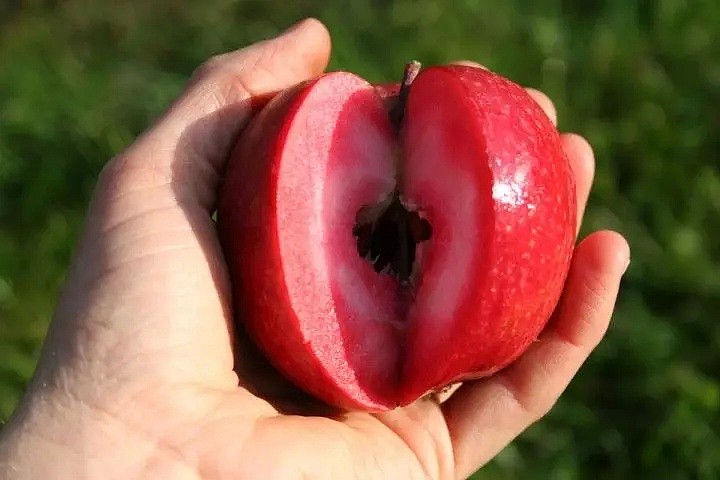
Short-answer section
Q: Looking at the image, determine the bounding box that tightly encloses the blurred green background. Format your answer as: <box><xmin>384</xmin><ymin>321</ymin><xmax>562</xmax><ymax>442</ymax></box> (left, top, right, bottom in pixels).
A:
<box><xmin>1</xmin><ymin>0</ymin><xmax>719</xmax><ymax>478</ymax></box>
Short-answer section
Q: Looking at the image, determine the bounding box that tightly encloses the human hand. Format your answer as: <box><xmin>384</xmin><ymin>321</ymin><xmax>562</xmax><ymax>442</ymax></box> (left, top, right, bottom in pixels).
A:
<box><xmin>0</xmin><ymin>18</ymin><xmax>630</xmax><ymax>480</ymax></box>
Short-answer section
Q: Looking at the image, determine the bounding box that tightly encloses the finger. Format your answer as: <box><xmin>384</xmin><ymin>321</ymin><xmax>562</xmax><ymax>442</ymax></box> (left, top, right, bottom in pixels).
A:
<box><xmin>450</xmin><ymin>60</ymin><xmax>489</xmax><ymax>70</ymax></box>
<box><xmin>443</xmin><ymin>231</ymin><xmax>630</xmax><ymax>478</ymax></box>
<box><xmin>160</xmin><ymin>17</ymin><xmax>331</xmax><ymax>167</ymax></box>
<box><xmin>526</xmin><ymin>88</ymin><xmax>557</xmax><ymax>126</ymax></box>
<box><xmin>102</xmin><ymin>18</ymin><xmax>331</xmax><ymax>211</ymax></box>
<box><xmin>561</xmin><ymin>133</ymin><xmax>596</xmax><ymax>233</ymax></box>
<box><xmin>433</xmin><ymin>383</ymin><xmax>463</xmax><ymax>403</ymax></box>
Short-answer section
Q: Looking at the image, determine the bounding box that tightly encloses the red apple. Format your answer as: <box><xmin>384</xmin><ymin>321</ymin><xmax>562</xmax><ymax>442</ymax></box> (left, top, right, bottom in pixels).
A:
<box><xmin>217</xmin><ymin>63</ymin><xmax>577</xmax><ymax>411</ymax></box>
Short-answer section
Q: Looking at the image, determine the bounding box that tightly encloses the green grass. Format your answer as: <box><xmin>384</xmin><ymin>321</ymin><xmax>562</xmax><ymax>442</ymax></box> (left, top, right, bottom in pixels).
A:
<box><xmin>1</xmin><ymin>1</ymin><xmax>719</xmax><ymax>478</ymax></box>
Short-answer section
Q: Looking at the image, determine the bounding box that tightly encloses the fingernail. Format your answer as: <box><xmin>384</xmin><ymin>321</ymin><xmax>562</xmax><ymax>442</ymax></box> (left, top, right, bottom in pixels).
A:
<box><xmin>623</xmin><ymin>258</ymin><xmax>631</xmax><ymax>275</ymax></box>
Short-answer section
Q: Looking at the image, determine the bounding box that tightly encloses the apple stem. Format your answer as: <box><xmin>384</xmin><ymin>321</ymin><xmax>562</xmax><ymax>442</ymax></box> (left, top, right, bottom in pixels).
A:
<box><xmin>390</xmin><ymin>60</ymin><xmax>422</xmax><ymax>128</ymax></box>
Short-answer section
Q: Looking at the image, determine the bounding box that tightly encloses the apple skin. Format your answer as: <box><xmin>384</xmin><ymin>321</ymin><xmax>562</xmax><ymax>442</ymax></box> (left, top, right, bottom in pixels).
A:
<box><xmin>217</xmin><ymin>65</ymin><xmax>577</xmax><ymax>411</ymax></box>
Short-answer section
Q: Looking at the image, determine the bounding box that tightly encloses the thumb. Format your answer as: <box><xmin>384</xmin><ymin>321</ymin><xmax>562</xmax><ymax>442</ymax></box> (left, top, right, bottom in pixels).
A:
<box><xmin>34</xmin><ymin>19</ymin><xmax>330</xmax><ymax>395</ymax></box>
<box><xmin>101</xmin><ymin>18</ymin><xmax>331</xmax><ymax>212</ymax></box>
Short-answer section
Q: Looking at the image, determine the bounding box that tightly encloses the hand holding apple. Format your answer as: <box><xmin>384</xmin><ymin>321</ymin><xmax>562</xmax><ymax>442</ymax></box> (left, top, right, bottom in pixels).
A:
<box><xmin>0</xmin><ymin>19</ymin><xmax>629</xmax><ymax>480</ymax></box>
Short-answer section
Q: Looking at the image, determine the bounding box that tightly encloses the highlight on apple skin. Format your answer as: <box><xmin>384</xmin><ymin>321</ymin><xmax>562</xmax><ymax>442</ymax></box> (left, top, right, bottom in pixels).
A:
<box><xmin>217</xmin><ymin>62</ymin><xmax>577</xmax><ymax>412</ymax></box>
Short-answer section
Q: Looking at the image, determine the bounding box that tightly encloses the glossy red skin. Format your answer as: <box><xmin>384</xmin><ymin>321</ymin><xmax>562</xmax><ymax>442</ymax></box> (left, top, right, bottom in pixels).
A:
<box><xmin>217</xmin><ymin>66</ymin><xmax>576</xmax><ymax>411</ymax></box>
<box><xmin>397</xmin><ymin>67</ymin><xmax>576</xmax><ymax>403</ymax></box>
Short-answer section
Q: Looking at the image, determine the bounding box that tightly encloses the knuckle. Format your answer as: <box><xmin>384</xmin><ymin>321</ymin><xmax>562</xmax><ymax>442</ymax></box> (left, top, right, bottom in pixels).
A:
<box><xmin>499</xmin><ymin>375</ymin><xmax>555</xmax><ymax>424</ymax></box>
<box><xmin>525</xmin><ymin>393</ymin><xmax>554</xmax><ymax>424</ymax></box>
<box><xmin>188</xmin><ymin>55</ymin><xmax>255</xmax><ymax>109</ymax></box>
<box><xmin>191</xmin><ymin>53</ymin><xmax>228</xmax><ymax>81</ymax></box>
<box><xmin>578</xmin><ymin>275</ymin><xmax>612</xmax><ymax>331</ymax></box>
<box><xmin>96</xmin><ymin>154</ymin><xmax>128</xmax><ymax>190</ymax></box>
<box><xmin>91</xmin><ymin>155</ymin><xmax>130</xmax><ymax>208</ymax></box>
<box><xmin>530</xmin><ymin>395</ymin><xmax>556</xmax><ymax>422</ymax></box>
<box><xmin>514</xmin><ymin>388</ymin><xmax>554</xmax><ymax>423</ymax></box>
<box><xmin>95</xmin><ymin>152</ymin><xmax>168</xmax><ymax>203</ymax></box>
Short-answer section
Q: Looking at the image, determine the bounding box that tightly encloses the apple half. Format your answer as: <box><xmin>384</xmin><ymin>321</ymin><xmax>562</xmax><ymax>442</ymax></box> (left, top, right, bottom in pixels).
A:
<box><xmin>217</xmin><ymin>63</ymin><xmax>577</xmax><ymax>411</ymax></box>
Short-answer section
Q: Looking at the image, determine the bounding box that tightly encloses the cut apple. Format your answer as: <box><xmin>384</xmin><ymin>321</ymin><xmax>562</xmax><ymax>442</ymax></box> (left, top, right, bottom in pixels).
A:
<box><xmin>217</xmin><ymin>63</ymin><xmax>577</xmax><ymax>411</ymax></box>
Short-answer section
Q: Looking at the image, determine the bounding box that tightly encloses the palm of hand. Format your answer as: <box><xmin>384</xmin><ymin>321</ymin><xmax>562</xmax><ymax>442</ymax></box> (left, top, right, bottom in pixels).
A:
<box><xmin>50</xmin><ymin>149</ymin><xmax>454</xmax><ymax>478</ymax></box>
<box><xmin>0</xmin><ymin>19</ymin><xmax>628</xmax><ymax>480</ymax></box>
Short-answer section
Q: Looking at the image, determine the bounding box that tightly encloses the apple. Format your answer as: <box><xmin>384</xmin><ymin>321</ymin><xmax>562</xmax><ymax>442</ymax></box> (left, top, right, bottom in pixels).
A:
<box><xmin>217</xmin><ymin>62</ymin><xmax>577</xmax><ymax>412</ymax></box>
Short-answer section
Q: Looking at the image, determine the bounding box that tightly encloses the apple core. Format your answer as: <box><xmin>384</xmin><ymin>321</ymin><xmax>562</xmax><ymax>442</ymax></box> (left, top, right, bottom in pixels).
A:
<box><xmin>352</xmin><ymin>191</ymin><xmax>432</xmax><ymax>284</ymax></box>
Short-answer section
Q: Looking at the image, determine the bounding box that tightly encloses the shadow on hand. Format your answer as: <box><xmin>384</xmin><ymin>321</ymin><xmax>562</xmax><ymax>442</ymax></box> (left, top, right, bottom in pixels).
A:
<box><xmin>169</xmin><ymin>91</ymin><xmax>345</xmax><ymax>420</ymax></box>
<box><xmin>232</xmin><ymin>317</ymin><xmax>345</xmax><ymax>418</ymax></box>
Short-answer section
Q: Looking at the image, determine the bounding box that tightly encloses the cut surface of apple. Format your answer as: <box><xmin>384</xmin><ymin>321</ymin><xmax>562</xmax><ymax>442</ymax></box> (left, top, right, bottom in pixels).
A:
<box><xmin>217</xmin><ymin>64</ymin><xmax>577</xmax><ymax>411</ymax></box>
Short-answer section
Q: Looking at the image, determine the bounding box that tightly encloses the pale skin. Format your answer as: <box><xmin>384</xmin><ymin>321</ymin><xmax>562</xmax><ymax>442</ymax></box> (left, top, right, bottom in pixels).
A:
<box><xmin>0</xmin><ymin>19</ymin><xmax>630</xmax><ymax>480</ymax></box>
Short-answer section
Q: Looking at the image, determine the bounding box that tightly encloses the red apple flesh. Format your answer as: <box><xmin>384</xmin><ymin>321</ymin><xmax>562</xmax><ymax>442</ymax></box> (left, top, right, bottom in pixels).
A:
<box><xmin>217</xmin><ymin>64</ymin><xmax>577</xmax><ymax>411</ymax></box>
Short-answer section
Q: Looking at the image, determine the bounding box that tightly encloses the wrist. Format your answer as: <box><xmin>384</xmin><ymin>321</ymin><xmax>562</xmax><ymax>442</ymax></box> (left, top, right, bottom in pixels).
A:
<box><xmin>0</xmin><ymin>387</ymin><xmax>146</xmax><ymax>479</ymax></box>
<box><xmin>0</xmin><ymin>391</ymin><xmax>89</xmax><ymax>479</ymax></box>
<box><xmin>1</xmin><ymin>404</ymin><xmax>60</xmax><ymax>479</ymax></box>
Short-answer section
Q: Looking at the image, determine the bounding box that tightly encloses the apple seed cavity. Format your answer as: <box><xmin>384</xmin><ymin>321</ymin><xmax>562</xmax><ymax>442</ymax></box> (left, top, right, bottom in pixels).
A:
<box><xmin>352</xmin><ymin>191</ymin><xmax>432</xmax><ymax>284</ymax></box>
<box><xmin>352</xmin><ymin>61</ymin><xmax>431</xmax><ymax>285</ymax></box>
